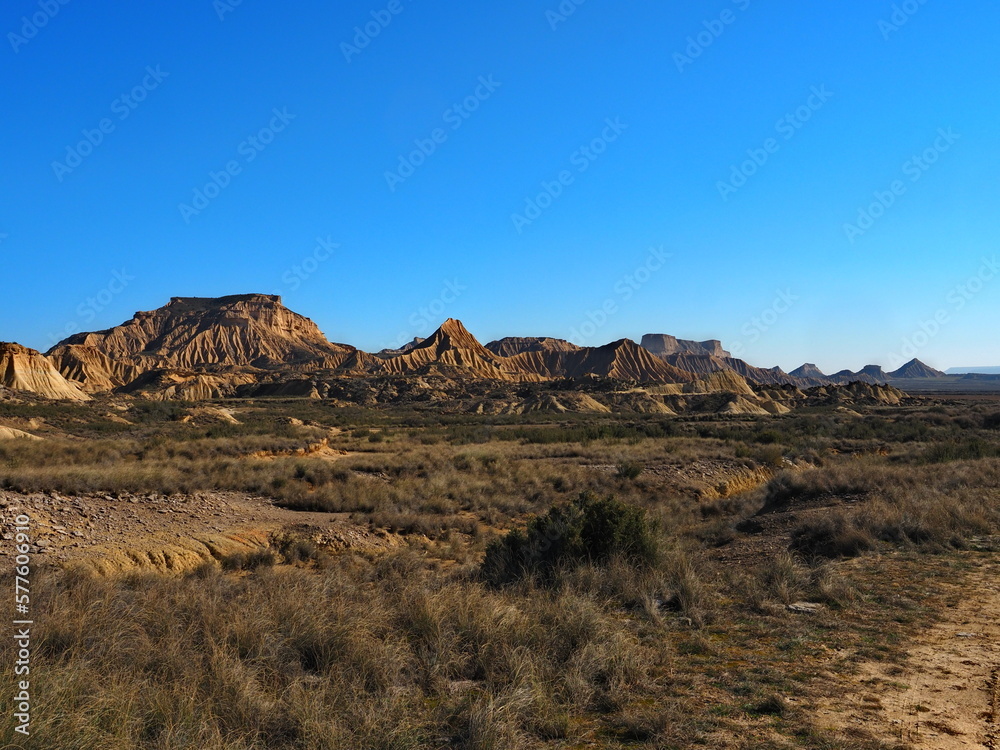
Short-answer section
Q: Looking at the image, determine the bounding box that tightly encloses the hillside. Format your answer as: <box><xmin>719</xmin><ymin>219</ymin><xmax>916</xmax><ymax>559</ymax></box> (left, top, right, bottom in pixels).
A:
<box><xmin>0</xmin><ymin>342</ymin><xmax>91</xmax><ymax>401</ymax></box>
<box><xmin>640</xmin><ymin>334</ymin><xmax>730</xmax><ymax>358</ymax></box>
<box><xmin>51</xmin><ymin>294</ymin><xmax>361</xmax><ymax>378</ymax></box>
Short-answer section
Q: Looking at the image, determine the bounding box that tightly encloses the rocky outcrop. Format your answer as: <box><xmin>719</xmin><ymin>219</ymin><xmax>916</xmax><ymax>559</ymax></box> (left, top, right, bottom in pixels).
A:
<box><xmin>682</xmin><ymin>370</ymin><xmax>756</xmax><ymax>396</ymax></box>
<box><xmin>507</xmin><ymin>339</ymin><xmax>696</xmax><ymax>383</ymax></box>
<box><xmin>485</xmin><ymin>337</ymin><xmax>582</xmax><ymax>357</ymax></box>
<box><xmin>888</xmin><ymin>359</ymin><xmax>945</xmax><ymax>379</ymax></box>
<box><xmin>790</xmin><ymin>363</ymin><xmax>827</xmax><ymax>380</ymax></box>
<box><xmin>47</xmin><ymin>345</ymin><xmax>131</xmax><ymax>393</ymax></box>
<box><xmin>640</xmin><ymin>334</ymin><xmax>730</xmax><ymax>359</ymax></box>
<box><xmin>807</xmin><ymin>382</ymin><xmax>905</xmax><ymax>406</ymax></box>
<box><xmin>0</xmin><ymin>427</ymin><xmax>42</xmax><ymax>440</ymax></box>
<box><xmin>375</xmin><ymin>319</ymin><xmax>542</xmax><ymax>382</ymax></box>
<box><xmin>51</xmin><ymin>294</ymin><xmax>360</xmax><ymax>379</ymax></box>
<box><xmin>0</xmin><ymin>343</ymin><xmax>90</xmax><ymax>401</ymax></box>
<box><xmin>856</xmin><ymin>365</ymin><xmax>889</xmax><ymax>383</ymax></box>
<box><xmin>375</xmin><ymin>337</ymin><xmax>425</xmax><ymax>358</ymax></box>
<box><xmin>659</xmin><ymin>353</ymin><xmax>795</xmax><ymax>386</ymax></box>
<box><xmin>118</xmin><ymin>369</ymin><xmax>258</xmax><ymax>401</ymax></box>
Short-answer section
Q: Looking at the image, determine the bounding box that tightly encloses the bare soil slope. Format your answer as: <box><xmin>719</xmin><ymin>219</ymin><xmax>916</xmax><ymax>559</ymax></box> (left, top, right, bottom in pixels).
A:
<box><xmin>0</xmin><ymin>342</ymin><xmax>91</xmax><ymax>401</ymax></box>
<box><xmin>818</xmin><ymin>556</ymin><xmax>1000</xmax><ymax>749</ymax></box>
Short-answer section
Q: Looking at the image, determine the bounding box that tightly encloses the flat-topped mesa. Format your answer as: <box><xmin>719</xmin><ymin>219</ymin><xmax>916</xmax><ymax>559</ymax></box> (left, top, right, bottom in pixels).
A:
<box><xmin>640</xmin><ymin>333</ymin><xmax>731</xmax><ymax>359</ymax></box>
<box><xmin>857</xmin><ymin>365</ymin><xmax>889</xmax><ymax>383</ymax></box>
<box><xmin>0</xmin><ymin>342</ymin><xmax>90</xmax><ymax>401</ymax></box>
<box><xmin>163</xmin><ymin>294</ymin><xmax>283</xmax><ymax>311</ymax></box>
<box><xmin>790</xmin><ymin>363</ymin><xmax>828</xmax><ymax>379</ymax></box>
<box><xmin>485</xmin><ymin>337</ymin><xmax>582</xmax><ymax>357</ymax></box>
<box><xmin>49</xmin><ymin>294</ymin><xmax>359</xmax><ymax>382</ymax></box>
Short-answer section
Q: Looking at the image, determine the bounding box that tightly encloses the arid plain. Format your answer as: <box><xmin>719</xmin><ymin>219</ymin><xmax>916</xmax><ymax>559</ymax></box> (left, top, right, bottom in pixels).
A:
<box><xmin>2</xmin><ymin>295</ymin><xmax>999</xmax><ymax>749</ymax></box>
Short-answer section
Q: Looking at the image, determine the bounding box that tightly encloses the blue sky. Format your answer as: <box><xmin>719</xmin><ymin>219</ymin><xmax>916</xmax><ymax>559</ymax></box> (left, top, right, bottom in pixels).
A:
<box><xmin>2</xmin><ymin>0</ymin><xmax>998</xmax><ymax>372</ymax></box>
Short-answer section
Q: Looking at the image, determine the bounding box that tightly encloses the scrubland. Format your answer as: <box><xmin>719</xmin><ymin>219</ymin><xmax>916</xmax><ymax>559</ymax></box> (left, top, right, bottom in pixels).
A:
<box><xmin>1</xmin><ymin>396</ymin><xmax>999</xmax><ymax>748</ymax></box>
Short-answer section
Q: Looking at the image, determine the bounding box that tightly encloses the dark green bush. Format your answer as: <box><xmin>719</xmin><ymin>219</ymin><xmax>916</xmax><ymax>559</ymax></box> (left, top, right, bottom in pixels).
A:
<box><xmin>481</xmin><ymin>493</ymin><xmax>658</xmax><ymax>586</ymax></box>
<box><xmin>615</xmin><ymin>461</ymin><xmax>644</xmax><ymax>479</ymax></box>
<box><xmin>919</xmin><ymin>439</ymin><xmax>1000</xmax><ymax>464</ymax></box>
<box><xmin>790</xmin><ymin>513</ymin><xmax>876</xmax><ymax>559</ymax></box>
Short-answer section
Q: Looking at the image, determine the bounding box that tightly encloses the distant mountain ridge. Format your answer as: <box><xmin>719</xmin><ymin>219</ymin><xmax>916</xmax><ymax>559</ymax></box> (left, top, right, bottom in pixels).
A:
<box><xmin>640</xmin><ymin>334</ymin><xmax>730</xmax><ymax>359</ymax></box>
<box><xmin>946</xmin><ymin>366</ymin><xmax>1000</xmax><ymax>375</ymax></box>
<box><xmin>32</xmin><ymin>298</ymin><xmax>704</xmax><ymax>395</ymax></box>
<box><xmin>50</xmin><ymin>294</ymin><xmax>362</xmax><ymax>379</ymax></box>
<box><xmin>0</xmin><ymin>294</ymin><xmax>958</xmax><ymax>402</ymax></box>
<box><xmin>788</xmin><ymin>358</ymin><xmax>945</xmax><ymax>385</ymax></box>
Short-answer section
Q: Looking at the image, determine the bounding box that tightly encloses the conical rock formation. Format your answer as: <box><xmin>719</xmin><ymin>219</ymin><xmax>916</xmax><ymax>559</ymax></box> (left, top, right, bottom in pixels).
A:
<box><xmin>0</xmin><ymin>342</ymin><xmax>90</xmax><ymax>401</ymax></box>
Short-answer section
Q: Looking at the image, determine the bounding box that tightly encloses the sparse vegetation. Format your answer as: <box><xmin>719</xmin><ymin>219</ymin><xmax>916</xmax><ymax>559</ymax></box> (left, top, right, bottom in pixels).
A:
<box><xmin>481</xmin><ymin>493</ymin><xmax>659</xmax><ymax>586</ymax></box>
<box><xmin>1</xmin><ymin>395</ymin><xmax>999</xmax><ymax>748</ymax></box>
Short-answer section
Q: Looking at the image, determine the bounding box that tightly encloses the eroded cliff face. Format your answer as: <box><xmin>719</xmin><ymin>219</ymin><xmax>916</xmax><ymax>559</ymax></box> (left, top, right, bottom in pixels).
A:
<box><xmin>375</xmin><ymin>319</ymin><xmax>544</xmax><ymax>382</ymax></box>
<box><xmin>507</xmin><ymin>338</ymin><xmax>696</xmax><ymax>383</ymax></box>
<box><xmin>51</xmin><ymin>294</ymin><xmax>360</xmax><ymax>379</ymax></box>
<box><xmin>484</xmin><ymin>337</ymin><xmax>582</xmax><ymax>357</ymax></box>
<box><xmin>0</xmin><ymin>342</ymin><xmax>91</xmax><ymax>401</ymax></box>
<box><xmin>26</xmin><ymin>293</ymin><xmax>917</xmax><ymax>409</ymax></box>
<box><xmin>640</xmin><ymin>333</ymin><xmax>730</xmax><ymax>359</ymax></box>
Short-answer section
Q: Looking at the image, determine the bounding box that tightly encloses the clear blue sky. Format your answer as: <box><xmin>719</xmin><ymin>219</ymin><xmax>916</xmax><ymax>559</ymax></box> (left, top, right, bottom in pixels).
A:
<box><xmin>2</xmin><ymin>0</ymin><xmax>998</xmax><ymax>372</ymax></box>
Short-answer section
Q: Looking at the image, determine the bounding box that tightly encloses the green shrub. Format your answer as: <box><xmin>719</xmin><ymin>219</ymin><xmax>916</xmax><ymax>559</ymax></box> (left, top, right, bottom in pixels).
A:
<box><xmin>790</xmin><ymin>513</ymin><xmax>877</xmax><ymax>559</ymax></box>
<box><xmin>481</xmin><ymin>493</ymin><xmax>658</xmax><ymax>586</ymax></box>
<box><xmin>615</xmin><ymin>461</ymin><xmax>644</xmax><ymax>480</ymax></box>
<box><xmin>220</xmin><ymin>549</ymin><xmax>277</xmax><ymax>571</ymax></box>
<box><xmin>918</xmin><ymin>438</ymin><xmax>1000</xmax><ymax>463</ymax></box>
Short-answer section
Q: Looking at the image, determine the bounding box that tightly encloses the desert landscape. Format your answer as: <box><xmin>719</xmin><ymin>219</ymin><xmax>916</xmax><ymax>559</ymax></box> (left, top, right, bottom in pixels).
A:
<box><xmin>7</xmin><ymin>2</ymin><xmax>998</xmax><ymax>748</ymax></box>
<box><xmin>1</xmin><ymin>295</ymin><xmax>999</xmax><ymax>748</ymax></box>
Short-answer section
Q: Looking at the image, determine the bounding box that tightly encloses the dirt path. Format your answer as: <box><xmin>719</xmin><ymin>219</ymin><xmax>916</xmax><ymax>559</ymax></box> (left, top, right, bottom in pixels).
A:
<box><xmin>816</xmin><ymin>558</ymin><xmax>1000</xmax><ymax>748</ymax></box>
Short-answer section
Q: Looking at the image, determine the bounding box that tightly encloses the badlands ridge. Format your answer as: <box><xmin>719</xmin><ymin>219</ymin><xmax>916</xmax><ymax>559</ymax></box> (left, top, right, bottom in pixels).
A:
<box><xmin>0</xmin><ymin>293</ymin><xmax>939</xmax><ymax>413</ymax></box>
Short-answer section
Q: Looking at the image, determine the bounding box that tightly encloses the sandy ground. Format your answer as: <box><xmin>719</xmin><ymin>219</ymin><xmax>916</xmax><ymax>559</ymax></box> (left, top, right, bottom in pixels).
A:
<box><xmin>0</xmin><ymin>488</ymin><xmax>400</xmax><ymax>575</ymax></box>
<box><xmin>816</xmin><ymin>556</ymin><xmax>1000</xmax><ymax>749</ymax></box>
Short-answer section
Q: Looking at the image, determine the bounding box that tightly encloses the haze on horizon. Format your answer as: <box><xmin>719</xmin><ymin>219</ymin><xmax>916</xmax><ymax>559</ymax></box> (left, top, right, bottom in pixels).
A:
<box><xmin>3</xmin><ymin>0</ymin><xmax>998</xmax><ymax>374</ymax></box>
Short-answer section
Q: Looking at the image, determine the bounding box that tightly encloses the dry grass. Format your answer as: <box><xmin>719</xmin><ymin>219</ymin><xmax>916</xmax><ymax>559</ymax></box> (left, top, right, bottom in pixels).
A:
<box><xmin>2</xmin><ymin>396</ymin><xmax>1000</xmax><ymax>747</ymax></box>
